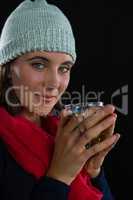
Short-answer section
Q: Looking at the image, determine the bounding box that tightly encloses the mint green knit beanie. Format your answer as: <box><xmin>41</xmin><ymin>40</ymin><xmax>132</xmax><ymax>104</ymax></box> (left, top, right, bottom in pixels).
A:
<box><xmin>0</xmin><ymin>0</ymin><xmax>76</xmax><ymax>65</ymax></box>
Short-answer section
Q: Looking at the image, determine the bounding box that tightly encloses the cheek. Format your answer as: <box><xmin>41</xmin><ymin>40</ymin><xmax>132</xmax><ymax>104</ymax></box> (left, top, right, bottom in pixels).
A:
<box><xmin>11</xmin><ymin>66</ymin><xmax>45</xmax><ymax>106</ymax></box>
<box><xmin>13</xmin><ymin>67</ymin><xmax>43</xmax><ymax>90</ymax></box>
<box><xmin>25</xmin><ymin>74</ymin><xmax>44</xmax><ymax>89</ymax></box>
<box><xmin>60</xmin><ymin>76</ymin><xmax>70</xmax><ymax>92</ymax></box>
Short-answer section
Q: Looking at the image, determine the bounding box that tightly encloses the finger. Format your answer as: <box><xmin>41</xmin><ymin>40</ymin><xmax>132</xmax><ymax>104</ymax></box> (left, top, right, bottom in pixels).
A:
<box><xmin>76</xmin><ymin>114</ymin><xmax>117</xmax><ymax>148</ymax></box>
<box><xmin>82</xmin><ymin>106</ymin><xmax>101</xmax><ymax>119</ymax></box>
<box><xmin>98</xmin><ymin>114</ymin><xmax>117</xmax><ymax>141</ymax></box>
<box><xmin>90</xmin><ymin>133</ymin><xmax>120</xmax><ymax>167</ymax></box>
<box><xmin>81</xmin><ymin>104</ymin><xmax>115</xmax><ymax>131</ymax></box>
<box><xmin>85</xmin><ymin>148</ymin><xmax>109</xmax><ymax>171</ymax></box>
<box><xmin>59</xmin><ymin>109</ymin><xmax>73</xmax><ymax>127</ymax></box>
<box><xmin>99</xmin><ymin>131</ymin><xmax>121</xmax><ymax>156</ymax></box>
<box><xmin>104</xmin><ymin>132</ymin><xmax>121</xmax><ymax>150</ymax></box>
<box><xmin>64</xmin><ymin>106</ymin><xmax>100</xmax><ymax>134</ymax></box>
<box><xmin>105</xmin><ymin>113</ymin><xmax>117</xmax><ymax>135</ymax></box>
<box><xmin>85</xmin><ymin>133</ymin><xmax>120</xmax><ymax>170</ymax></box>
<box><xmin>91</xmin><ymin>145</ymin><xmax>113</xmax><ymax>168</ymax></box>
<box><xmin>83</xmin><ymin>133</ymin><xmax>120</xmax><ymax>159</ymax></box>
<box><xmin>56</xmin><ymin>109</ymin><xmax>72</xmax><ymax>138</ymax></box>
<box><xmin>63</xmin><ymin>104</ymin><xmax>112</xmax><ymax>134</ymax></box>
<box><xmin>60</xmin><ymin>107</ymin><xmax>103</xmax><ymax>147</ymax></box>
<box><xmin>87</xmin><ymin>153</ymin><xmax>105</xmax><ymax>170</ymax></box>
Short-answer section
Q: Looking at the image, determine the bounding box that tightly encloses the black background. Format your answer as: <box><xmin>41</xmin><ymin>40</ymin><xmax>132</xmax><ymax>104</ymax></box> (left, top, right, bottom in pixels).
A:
<box><xmin>0</xmin><ymin>0</ymin><xmax>130</xmax><ymax>199</ymax></box>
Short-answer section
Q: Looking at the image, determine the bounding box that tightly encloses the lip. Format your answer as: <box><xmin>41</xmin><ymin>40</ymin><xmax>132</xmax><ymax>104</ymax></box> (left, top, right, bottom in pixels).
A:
<box><xmin>44</xmin><ymin>95</ymin><xmax>57</xmax><ymax>99</ymax></box>
<box><xmin>43</xmin><ymin>96</ymin><xmax>57</xmax><ymax>103</ymax></box>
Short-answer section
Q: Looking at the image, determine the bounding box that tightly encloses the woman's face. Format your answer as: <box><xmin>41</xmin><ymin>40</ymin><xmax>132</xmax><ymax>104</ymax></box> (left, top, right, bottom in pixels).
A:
<box><xmin>10</xmin><ymin>51</ymin><xmax>74</xmax><ymax>117</ymax></box>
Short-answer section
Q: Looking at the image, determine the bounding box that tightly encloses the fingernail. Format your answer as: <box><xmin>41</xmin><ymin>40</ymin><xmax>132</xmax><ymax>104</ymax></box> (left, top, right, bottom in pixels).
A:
<box><xmin>112</xmin><ymin>134</ymin><xmax>121</xmax><ymax>148</ymax></box>
<box><xmin>115</xmin><ymin>133</ymin><xmax>121</xmax><ymax>140</ymax></box>
<box><xmin>112</xmin><ymin>113</ymin><xmax>117</xmax><ymax>119</ymax></box>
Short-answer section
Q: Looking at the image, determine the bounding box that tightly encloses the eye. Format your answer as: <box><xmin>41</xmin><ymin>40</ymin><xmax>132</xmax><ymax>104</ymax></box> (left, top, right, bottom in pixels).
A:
<box><xmin>59</xmin><ymin>65</ymin><xmax>71</xmax><ymax>73</ymax></box>
<box><xmin>31</xmin><ymin>63</ymin><xmax>46</xmax><ymax>70</ymax></box>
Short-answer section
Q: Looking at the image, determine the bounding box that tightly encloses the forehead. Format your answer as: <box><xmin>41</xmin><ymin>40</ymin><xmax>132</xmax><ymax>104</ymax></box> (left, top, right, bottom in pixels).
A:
<box><xmin>16</xmin><ymin>51</ymin><xmax>73</xmax><ymax>63</ymax></box>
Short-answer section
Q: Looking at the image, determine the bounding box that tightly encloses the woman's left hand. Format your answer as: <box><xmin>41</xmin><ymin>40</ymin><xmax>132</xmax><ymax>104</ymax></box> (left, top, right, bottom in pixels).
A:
<box><xmin>84</xmin><ymin>124</ymin><xmax>120</xmax><ymax>178</ymax></box>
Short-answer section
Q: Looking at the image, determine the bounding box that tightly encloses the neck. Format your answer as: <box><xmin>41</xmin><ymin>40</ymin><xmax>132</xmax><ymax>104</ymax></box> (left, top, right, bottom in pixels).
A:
<box><xmin>20</xmin><ymin>108</ymin><xmax>42</xmax><ymax>127</ymax></box>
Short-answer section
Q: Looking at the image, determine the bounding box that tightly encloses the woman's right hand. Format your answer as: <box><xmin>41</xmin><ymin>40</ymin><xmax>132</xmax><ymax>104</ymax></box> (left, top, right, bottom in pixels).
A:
<box><xmin>46</xmin><ymin>105</ymin><xmax>118</xmax><ymax>185</ymax></box>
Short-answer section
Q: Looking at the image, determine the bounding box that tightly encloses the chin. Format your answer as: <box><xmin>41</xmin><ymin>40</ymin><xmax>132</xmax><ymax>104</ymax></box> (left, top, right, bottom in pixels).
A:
<box><xmin>32</xmin><ymin>102</ymin><xmax>56</xmax><ymax>117</ymax></box>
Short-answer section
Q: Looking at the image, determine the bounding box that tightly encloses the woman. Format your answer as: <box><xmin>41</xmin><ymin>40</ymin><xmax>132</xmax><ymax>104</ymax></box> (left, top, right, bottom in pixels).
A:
<box><xmin>0</xmin><ymin>0</ymin><xmax>120</xmax><ymax>199</ymax></box>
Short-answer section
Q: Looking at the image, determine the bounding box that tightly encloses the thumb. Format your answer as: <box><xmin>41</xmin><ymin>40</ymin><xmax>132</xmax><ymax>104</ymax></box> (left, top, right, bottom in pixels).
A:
<box><xmin>56</xmin><ymin>109</ymin><xmax>72</xmax><ymax>138</ymax></box>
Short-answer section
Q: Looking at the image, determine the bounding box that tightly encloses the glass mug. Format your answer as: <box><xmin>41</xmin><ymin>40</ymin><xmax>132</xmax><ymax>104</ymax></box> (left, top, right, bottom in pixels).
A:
<box><xmin>64</xmin><ymin>101</ymin><xmax>104</xmax><ymax>115</ymax></box>
<box><xmin>64</xmin><ymin>101</ymin><xmax>105</xmax><ymax>149</ymax></box>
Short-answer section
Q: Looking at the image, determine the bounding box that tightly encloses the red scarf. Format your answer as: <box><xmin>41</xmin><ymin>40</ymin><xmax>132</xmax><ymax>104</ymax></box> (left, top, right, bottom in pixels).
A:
<box><xmin>0</xmin><ymin>107</ymin><xmax>103</xmax><ymax>200</ymax></box>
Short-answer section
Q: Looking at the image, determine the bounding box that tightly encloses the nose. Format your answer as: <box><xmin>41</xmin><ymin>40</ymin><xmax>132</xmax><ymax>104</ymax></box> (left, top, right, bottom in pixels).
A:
<box><xmin>43</xmin><ymin>69</ymin><xmax>60</xmax><ymax>91</ymax></box>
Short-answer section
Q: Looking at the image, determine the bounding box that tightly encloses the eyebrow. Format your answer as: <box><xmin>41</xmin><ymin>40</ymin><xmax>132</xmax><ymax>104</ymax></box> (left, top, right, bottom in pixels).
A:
<box><xmin>27</xmin><ymin>56</ymin><xmax>74</xmax><ymax>66</ymax></box>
